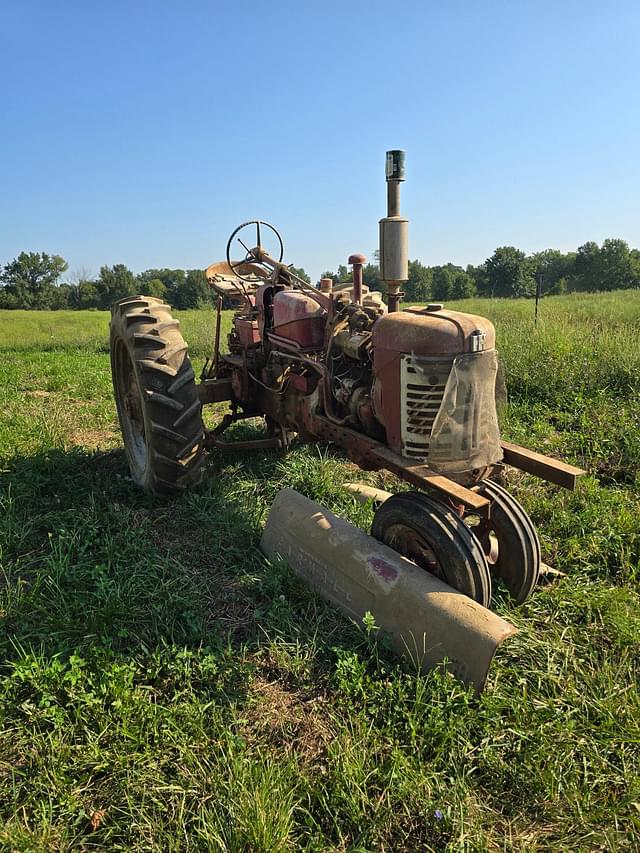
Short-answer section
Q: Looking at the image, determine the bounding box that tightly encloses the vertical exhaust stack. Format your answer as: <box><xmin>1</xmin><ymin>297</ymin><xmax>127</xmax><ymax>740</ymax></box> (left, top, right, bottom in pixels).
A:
<box><xmin>379</xmin><ymin>150</ymin><xmax>409</xmax><ymax>312</ymax></box>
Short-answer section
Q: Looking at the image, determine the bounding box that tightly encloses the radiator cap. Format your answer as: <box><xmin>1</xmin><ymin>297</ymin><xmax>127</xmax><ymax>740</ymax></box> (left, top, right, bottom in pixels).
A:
<box><xmin>427</xmin><ymin>303</ymin><xmax>444</xmax><ymax>311</ymax></box>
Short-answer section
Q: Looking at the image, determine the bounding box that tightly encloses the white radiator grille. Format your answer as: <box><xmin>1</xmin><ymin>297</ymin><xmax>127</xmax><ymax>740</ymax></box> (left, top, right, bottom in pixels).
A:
<box><xmin>400</xmin><ymin>355</ymin><xmax>454</xmax><ymax>460</ymax></box>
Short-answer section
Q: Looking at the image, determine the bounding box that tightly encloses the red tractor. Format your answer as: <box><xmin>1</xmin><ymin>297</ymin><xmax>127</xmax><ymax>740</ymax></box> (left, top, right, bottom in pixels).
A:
<box><xmin>110</xmin><ymin>151</ymin><xmax>583</xmax><ymax>609</ymax></box>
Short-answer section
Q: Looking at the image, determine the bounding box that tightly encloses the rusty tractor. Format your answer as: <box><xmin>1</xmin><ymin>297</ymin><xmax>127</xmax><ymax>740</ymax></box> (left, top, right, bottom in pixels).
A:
<box><xmin>110</xmin><ymin>150</ymin><xmax>584</xmax><ymax>610</ymax></box>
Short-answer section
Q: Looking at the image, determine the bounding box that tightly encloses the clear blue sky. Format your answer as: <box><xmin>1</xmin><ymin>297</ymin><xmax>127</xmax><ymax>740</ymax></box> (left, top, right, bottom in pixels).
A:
<box><xmin>1</xmin><ymin>1</ymin><xmax>639</xmax><ymax>282</ymax></box>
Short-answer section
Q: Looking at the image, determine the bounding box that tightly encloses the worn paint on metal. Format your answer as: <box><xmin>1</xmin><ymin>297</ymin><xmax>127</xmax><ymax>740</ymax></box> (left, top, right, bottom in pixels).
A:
<box><xmin>260</xmin><ymin>488</ymin><xmax>518</xmax><ymax>692</ymax></box>
<box><xmin>367</xmin><ymin>556</ymin><xmax>399</xmax><ymax>585</ymax></box>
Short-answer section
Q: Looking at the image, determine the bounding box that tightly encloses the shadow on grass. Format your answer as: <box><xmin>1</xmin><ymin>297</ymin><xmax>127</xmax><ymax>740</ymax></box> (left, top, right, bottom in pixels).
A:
<box><xmin>0</xmin><ymin>442</ymin><xmax>375</xmax><ymax>695</ymax></box>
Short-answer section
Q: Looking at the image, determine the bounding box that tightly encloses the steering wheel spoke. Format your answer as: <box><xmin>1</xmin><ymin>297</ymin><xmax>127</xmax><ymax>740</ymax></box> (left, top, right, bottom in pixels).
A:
<box><xmin>236</xmin><ymin>237</ymin><xmax>253</xmax><ymax>259</ymax></box>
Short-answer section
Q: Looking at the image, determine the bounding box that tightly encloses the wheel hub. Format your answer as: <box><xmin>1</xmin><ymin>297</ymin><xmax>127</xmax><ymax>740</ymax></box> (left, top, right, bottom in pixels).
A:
<box><xmin>468</xmin><ymin>517</ymin><xmax>500</xmax><ymax>564</ymax></box>
<box><xmin>384</xmin><ymin>523</ymin><xmax>445</xmax><ymax>581</ymax></box>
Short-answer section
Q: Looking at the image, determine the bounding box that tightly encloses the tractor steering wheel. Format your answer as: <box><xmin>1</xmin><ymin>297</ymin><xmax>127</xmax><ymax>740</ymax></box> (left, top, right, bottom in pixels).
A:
<box><xmin>225</xmin><ymin>220</ymin><xmax>284</xmax><ymax>282</ymax></box>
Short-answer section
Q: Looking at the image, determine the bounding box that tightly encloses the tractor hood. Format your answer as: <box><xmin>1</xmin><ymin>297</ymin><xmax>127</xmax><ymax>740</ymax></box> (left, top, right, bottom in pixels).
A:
<box><xmin>371</xmin><ymin>305</ymin><xmax>501</xmax><ymax>473</ymax></box>
<box><xmin>372</xmin><ymin>306</ymin><xmax>496</xmax><ymax>356</ymax></box>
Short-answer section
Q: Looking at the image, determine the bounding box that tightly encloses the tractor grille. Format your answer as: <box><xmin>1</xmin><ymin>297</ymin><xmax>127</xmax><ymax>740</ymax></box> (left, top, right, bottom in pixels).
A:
<box><xmin>400</xmin><ymin>355</ymin><xmax>454</xmax><ymax>460</ymax></box>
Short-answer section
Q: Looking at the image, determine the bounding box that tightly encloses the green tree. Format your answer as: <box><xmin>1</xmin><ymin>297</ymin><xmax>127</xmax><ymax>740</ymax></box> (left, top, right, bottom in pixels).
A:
<box><xmin>431</xmin><ymin>266</ymin><xmax>454</xmax><ymax>301</ymax></box>
<box><xmin>450</xmin><ymin>270</ymin><xmax>476</xmax><ymax>299</ymax></box>
<box><xmin>631</xmin><ymin>249</ymin><xmax>640</xmax><ymax>285</ymax></box>
<box><xmin>336</xmin><ymin>264</ymin><xmax>350</xmax><ymax>283</ymax></box>
<box><xmin>0</xmin><ymin>288</ymin><xmax>19</xmax><ymax>308</ymax></box>
<box><xmin>319</xmin><ymin>270</ymin><xmax>337</xmax><ymax>285</ymax></box>
<box><xmin>572</xmin><ymin>241</ymin><xmax>601</xmax><ymax>291</ymax></box>
<box><xmin>97</xmin><ymin>264</ymin><xmax>137</xmax><ymax>308</ymax></box>
<box><xmin>288</xmin><ymin>266</ymin><xmax>311</xmax><ymax>284</ymax></box>
<box><xmin>362</xmin><ymin>263</ymin><xmax>380</xmax><ymax>291</ymax></box>
<box><xmin>48</xmin><ymin>283</ymin><xmax>72</xmax><ymax>309</ymax></box>
<box><xmin>599</xmin><ymin>238</ymin><xmax>638</xmax><ymax>290</ymax></box>
<box><xmin>67</xmin><ymin>270</ymin><xmax>100</xmax><ymax>309</ymax></box>
<box><xmin>0</xmin><ymin>251</ymin><xmax>68</xmax><ymax>308</ymax></box>
<box><xmin>570</xmin><ymin>240</ymin><xmax>639</xmax><ymax>292</ymax></box>
<box><xmin>137</xmin><ymin>269</ymin><xmax>187</xmax><ymax>307</ymax></box>
<box><xmin>531</xmin><ymin>249</ymin><xmax>575</xmax><ymax>295</ymax></box>
<box><xmin>77</xmin><ymin>280</ymin><xmax>100</xmax><ymax>309</ymax></box>
<box><xmin>431</xmin><ymin>264</ymin><xmax>472</xmax><ymax>301</ymax></box>
<box><xmin>484</xmin><ymin>247</ymin><xmax>536</xmax><ymax>298</ymax></box>
<box><xmin>404</xmin><ymin>259</ymin><xmax>432</xmax><ymax>302</ymax></box>
<box><xmin>181</xmin><ymin>269</ymin><xmax>210</xmax><ymax>308</ymax></box>
<box><xmin>466</xmin><ymin>264</ymin><xmax>489</xmax><ymax>296</ymax></box>
<box><xmin>140</xmin><ymin>278</ymin><xmax>167</xmax><ymax>299</ymax></box>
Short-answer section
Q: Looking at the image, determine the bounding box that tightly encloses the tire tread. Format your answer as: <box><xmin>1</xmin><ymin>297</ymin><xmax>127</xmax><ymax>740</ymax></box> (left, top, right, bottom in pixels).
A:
<box><xmin>110</xmin><ymin>295</ymin><xmax>205</xmax><ymax>495</ymax></box>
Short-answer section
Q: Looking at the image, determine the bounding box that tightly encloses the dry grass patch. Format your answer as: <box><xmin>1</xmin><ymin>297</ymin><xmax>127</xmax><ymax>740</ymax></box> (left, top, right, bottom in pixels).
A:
<box><xmin>243</xmin><ymin>676</ymin><xmax>336</xmax><ymax>767</ymax></box>
<box><xmin>23</xmin><ymin>389</ymin><xmax>52</xmax><ymax>398</ymax></box>
<box><xmin>68</xmin><ymin>428</ymin><xmax>119</xmax><ymax>450</ymax></box>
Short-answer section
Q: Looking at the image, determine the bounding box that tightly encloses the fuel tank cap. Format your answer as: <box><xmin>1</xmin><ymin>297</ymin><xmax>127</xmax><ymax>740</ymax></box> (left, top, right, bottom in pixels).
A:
<box><xmin>426</xmin><ymin>303</ymin><xmax>444</xmax><ymax>312</ymax></box>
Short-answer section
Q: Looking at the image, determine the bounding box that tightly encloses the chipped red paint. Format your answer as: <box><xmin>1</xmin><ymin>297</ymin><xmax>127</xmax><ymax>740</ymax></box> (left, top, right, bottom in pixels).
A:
<box><xmin>368</xmin><ymin>556</ymin><xmax>399</xmax><ymax>583</ymax></box>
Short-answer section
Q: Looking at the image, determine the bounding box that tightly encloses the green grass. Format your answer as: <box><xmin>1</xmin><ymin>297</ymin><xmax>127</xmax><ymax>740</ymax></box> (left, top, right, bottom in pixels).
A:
<box><xmin>0</xmin><ymin>294</ymin><xmax>639</xmax><ymax>851</ymax></box>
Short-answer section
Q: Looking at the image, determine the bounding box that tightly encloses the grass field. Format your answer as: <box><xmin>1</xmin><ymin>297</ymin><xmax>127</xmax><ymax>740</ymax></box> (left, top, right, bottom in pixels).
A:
<box><xmin>1</xmin><ymin>292</ymin><xmax>639</xmax><ymax>851</ymax></box>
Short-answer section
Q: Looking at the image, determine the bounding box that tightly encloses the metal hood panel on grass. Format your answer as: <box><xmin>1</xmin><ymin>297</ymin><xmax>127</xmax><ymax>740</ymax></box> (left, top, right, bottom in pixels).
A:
<box><xmin>260</xmin><ymin>488</ymin><xmax>517</xmax><ymax>692</ymax></box>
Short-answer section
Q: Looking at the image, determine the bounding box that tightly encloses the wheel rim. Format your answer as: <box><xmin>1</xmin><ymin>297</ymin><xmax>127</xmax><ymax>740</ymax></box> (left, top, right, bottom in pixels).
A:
<box><xmin>112</xmin><ymin>337</ymin><xmax>148</xmax><ymax>477</ymax></box>
<box><xmin>467</xmin><ymin>480</ymin><xmax>541</xmax><ymax>604</ymax></box>
<box><xmin>372</xmin><ymin>492</ymin><xmax>492</xmax><ymax>606</ymax></box>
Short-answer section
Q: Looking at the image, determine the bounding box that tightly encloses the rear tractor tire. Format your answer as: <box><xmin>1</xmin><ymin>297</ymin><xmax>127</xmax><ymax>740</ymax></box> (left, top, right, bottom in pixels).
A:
<box><xmin>371</xmin><ymin>491</ymin><xmax>492</xmax><ymax>607</ymax></box>
<box><xmin>110</xmin><ymin>295</ymin><xmax>205</xmax><ymax>495</ymax></box>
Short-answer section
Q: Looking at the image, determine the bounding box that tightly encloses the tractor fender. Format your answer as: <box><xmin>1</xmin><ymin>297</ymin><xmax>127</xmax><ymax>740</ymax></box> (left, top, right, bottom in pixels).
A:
<box><xmin>260</xmin><ymin>488</ymin><xmax>517</xmax><ymax>692</ymax></box>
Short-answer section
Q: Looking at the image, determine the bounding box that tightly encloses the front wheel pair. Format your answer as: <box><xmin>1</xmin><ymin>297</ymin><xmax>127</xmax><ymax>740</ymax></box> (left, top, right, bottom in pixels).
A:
<box><xmin>372</xmin><ymin>481</ymin><xmax>541</xmax><ymax>607</ymax></box>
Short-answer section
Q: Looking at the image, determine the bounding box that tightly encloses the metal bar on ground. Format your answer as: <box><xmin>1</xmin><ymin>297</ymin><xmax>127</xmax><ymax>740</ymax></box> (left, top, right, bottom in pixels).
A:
<box><xmin>343</xmin><ymin>483</ymin><xmax>393</xmax><ymax>504</ymax></box>
<box><xmin>369</xmin><ymin>446</ymin><xmax>491</xmax><ymax>516</ymax></box>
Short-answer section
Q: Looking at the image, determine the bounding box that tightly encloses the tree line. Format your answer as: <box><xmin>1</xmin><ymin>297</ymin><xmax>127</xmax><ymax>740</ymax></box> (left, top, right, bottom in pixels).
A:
<box><xmin>0</xmin><ymin>255</ymin><xmax>214</xmax><ymax>310</ymax></box>
<box><xmin>1</xmin><ymin>238</ymin><xmax>640</xmax><ymax>310</ymax></box>
<box><xmin>323</xmin><ymin>238</ymin><xmax>640</xmax><ymax>302</ymax></box>
<box><xmin>0</xmin><ymin>254</ymin><xmax>314</xmax><ymax>311</ymax></box>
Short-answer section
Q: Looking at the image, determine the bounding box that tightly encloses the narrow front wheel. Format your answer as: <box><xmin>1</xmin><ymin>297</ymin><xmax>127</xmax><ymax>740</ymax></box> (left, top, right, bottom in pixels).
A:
<box><xmin>467</xmin><ymin>479</ymin><xmax>541</xmax><ymax>604</ymax></box>
<box><xmin>371</xmin><ymin>491</ymin><xmax>492</xmax><ymax>606</ymax></box>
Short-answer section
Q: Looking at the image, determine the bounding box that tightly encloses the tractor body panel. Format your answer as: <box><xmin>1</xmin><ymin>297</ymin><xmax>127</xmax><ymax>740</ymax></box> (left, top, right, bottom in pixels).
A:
<box><xmin>272</xmin><ymin>289</ymin><xmax>325</xmax><ymax>350</ymax></box>
<box><xmin>261</xmin><ymin>488</ymin><xmax>517</xmax><ymax>692</ymax></box>
<box><xmin>372</xmin><ymin>307</ymin><xmax>500</xmax><ymax>468</ymax></box>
